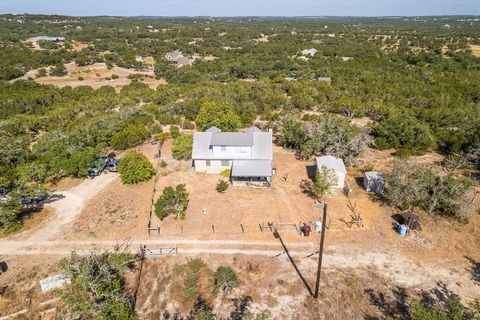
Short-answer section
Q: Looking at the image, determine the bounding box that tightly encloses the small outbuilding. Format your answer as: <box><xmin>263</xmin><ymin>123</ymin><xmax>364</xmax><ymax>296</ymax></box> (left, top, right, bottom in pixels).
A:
<box><xmin>363</xmin><ymin>171</ymin><xmax>385</xmax><ymax>193</ymax></box>
<box><xmin>316</xmin><ymin>156</ymin><xmax>347</xmax><ymax>189</ymax></box>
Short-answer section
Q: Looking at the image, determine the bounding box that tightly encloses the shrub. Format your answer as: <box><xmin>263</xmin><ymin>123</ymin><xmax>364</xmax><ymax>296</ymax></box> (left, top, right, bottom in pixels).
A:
<box><xmin>169</xmin><ymin>125</ymin><xmax>181</xmax><ymax>138</ymax></box>
<box><xmin>155</xmin><ymin>184</ymin><xmax>189</xmax><ymax>220</ymax></box>
<box><xmin>172</xmin><ymin>134</ymin><xmax>193</xmax><ymax>160</ymax></box>
<box><xmin>36</xmin><ymin>68</ymin><xmax>47</xmax><ymax>78</ymax></box>
<box><xmin>78</xmin><ymin>76</ymin><xmax>84</xmax><ymax>81</ymax></box>
<box><xmin>182</xmin><ymin>120</ymin><xmax>195</xmax><ymax>129</ymax></box>
<box><xmin>49</xmin><ymin>63</ymin><xmax>67</xmax><ymax>76</ymax></box>
<box><xmin>213</xmin><ymin>266</ymin><xmax>239</xmax><ymax>295</ymax></box>
<box><xmin>155</xmin><ymin>132</ymin><xmax>169</xmax><ymax>145</ymax></box>
<box><xmin>111</xmin><ymin>74</ymin><xmax>119</xmax><ymax>80</ymax></box>
<box><xmin>216</xmin><ymin>180</ymin><xmax>229</xmax><ymax>193</ymax></box>
<box><xmin>220</xmin><ymin>169</ymin><xmax>231</xmax><ymax>178</ymax></box>
<box><xmin>150</xmin><ymin>123</ymin><xmax>162</xmax><ymax>135</ymax></box>
<box><xmin>159</xmin><ymin>159</ymin><xmax>168</xmax><ymax>168</ymax></box>
<box><xmin>111</xmin><ymin>123</ymin><xmax>150</xmax><ymax>150</ymax></box>
<box><xmin>117</xmin><ymin>151</ymin><xmax>155</xmax><ymax>184</ymax></box>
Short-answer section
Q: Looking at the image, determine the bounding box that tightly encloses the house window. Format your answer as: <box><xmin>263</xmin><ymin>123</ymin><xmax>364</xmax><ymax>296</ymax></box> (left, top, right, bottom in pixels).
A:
<box><xmin>206</xmin><ymin>160</ymin><xmax>211</xmax><ymax>166</ymax></box>
<box><xmin>220</xmin><ymin>146</ymin><xmax>226</xmax><ymax>152</ymax></box>
<box><xmin>221</xmin><ymin>160</ymin><xmax>229</xmax><ymax>166</ymax></box>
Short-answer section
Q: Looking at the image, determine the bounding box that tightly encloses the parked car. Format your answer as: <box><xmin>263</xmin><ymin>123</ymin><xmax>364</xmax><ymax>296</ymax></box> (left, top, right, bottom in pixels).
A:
<box><xmin>107</xmin><ymin>159</ymin><xmax>119</xmax><ymax>172</ymax></box>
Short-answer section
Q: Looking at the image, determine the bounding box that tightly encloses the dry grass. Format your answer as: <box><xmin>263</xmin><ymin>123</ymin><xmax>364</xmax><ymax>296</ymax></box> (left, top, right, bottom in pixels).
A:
<box><xmin>469</xmin><ymin>44</ymin><xmax>480</xmax><ymax>57</ymax></box>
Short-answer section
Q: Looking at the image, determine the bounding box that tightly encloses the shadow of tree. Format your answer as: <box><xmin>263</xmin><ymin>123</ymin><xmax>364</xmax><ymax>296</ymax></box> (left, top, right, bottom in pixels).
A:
<box><xmin>364</xmin><ymin>286</ymin><xmax>411</xmax><ymax>320</ymax></box>
<box><xmin>229</xmin><ymin>296</ymin><xmax>253</xmax><ymax>320</ymax></box>
<box><xmin>465</xmin><ymin>256</ymin><xmax>480</xmax><ymax>286</ymax></box>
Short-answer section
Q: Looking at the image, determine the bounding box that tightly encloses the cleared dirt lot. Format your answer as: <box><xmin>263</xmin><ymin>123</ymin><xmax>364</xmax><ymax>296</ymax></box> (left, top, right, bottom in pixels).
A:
<box><xmin>15</xmin><ymin>62</ymin><xmax>166</xmax><ymax>91</ymax></box>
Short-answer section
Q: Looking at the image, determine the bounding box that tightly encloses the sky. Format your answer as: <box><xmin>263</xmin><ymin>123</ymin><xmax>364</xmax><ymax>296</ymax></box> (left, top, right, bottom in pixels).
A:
<box><xmin>0</xmin><ymin>0</ymin><xmax>478</xmax><ymax>17</ymax></box>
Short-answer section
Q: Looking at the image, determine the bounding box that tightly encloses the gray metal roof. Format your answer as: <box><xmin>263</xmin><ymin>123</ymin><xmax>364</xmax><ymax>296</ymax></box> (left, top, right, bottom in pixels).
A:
<box><xmin>232</xmin><ymin>160</ymin><xmax>272</xmax><ymax>177</ymax></box>
<box><xmin>205</xmin><ymin>126</ymin><xmax>221</xmax><ymax>133</ymax></box>
<box><xmin>211</xmin><ymin>132</ymin><xmax>253</xmax><ymax>146</ymax></box>
<box><xmin>364</xmin><ymin>171</ymin><xmax>384</xmax><ymax>180</ymax></box>
<box><xmin>192</xmin><ymin>129</ymin><xmax>272</xmax><ymax>160</ymax></box>
<box><xmin>316</xmin><ymin>156</ymin><xmax>347</xmax><ymax>173</ymax></box>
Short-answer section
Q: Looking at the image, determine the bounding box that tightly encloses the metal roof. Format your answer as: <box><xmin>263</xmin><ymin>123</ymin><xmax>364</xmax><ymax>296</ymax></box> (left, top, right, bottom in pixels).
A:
<box><xmin>316</xmin><ymin>156</ymin><xmax>347</xmax><ymax>174</ymax></box>
<box><xmin>210</xmin><ymin>132</ymin><xmax>254</xmax><ymax>146</ymax></box>
<box><xmin>192</xmin><ymin>128</ymin><xmax>272</xmax><ymax>160</ymax></box>
<box><xmin>232</xmin><ymin>160</ymin><xmax>272</xmax><ymax>177</ymax></box>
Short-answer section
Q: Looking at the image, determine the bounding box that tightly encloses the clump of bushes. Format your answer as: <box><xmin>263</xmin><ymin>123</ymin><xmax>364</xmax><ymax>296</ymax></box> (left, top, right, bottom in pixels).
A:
<box><xmin>111</xmin><ymin>123</ymin><xmax>150</xmax><ymax>150</ymax></box>
<box><xmin>172</xmin><ymin>134</ymin><xmax>193</xmax><ymax>160</ymax></box>
<box><xmin>216</xmin><ymin>180</ymin><xmax>229</xmax><ymax>193</ymax></box>
<box><xmin>385</xmin><ymin>161</ymin><xmax>472</xmax><ymax>219</ymax></box>
<box><xmin>117</xmin><ymin>151</ymin><xmax>155</xmax><ymax>184</ymax></box>
<box><xmin>155</xmin><ymin>184</ymin><xmax>189</xmax><ymax>220</ymax></box>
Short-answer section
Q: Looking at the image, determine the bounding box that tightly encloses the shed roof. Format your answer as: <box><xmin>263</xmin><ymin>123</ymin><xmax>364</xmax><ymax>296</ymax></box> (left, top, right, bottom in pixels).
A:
<box><xmin>316</xmin><ymin>156</ymin><xmax>347</xmax><ymax>173</ymax></box>
<box><xmin>232</xmin><ymin>160</ymin><xmax>272</xmax><ymax>177</ymax></box>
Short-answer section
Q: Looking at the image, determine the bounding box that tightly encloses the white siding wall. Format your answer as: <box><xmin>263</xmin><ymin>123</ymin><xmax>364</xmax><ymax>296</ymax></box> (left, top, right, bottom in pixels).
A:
<box><xmin>334</xmin><ymin>172</ymin><xmax>346</xmax><ymax>189</ymax></box>
<box><xmin>194</xmin><ymin>160</ymin><xmax>232</xmax><ymax>174</ymax></box>
<box><xmin>211</xmin><ymin>146</ymin><xmax>252</xmax><ymax>159</ymax></box>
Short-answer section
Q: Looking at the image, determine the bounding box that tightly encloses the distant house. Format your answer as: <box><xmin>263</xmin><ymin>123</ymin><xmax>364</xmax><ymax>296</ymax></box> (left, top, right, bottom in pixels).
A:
<box><xmin>285</xmin><ymin>74</ymin><xmax>301</xmax><ymax>81</ymax></box>
<box><xmin>341</xmin><ymin>56</ymin><xmax>354</xmax><ymax>61</ymax></box>
<box><xmin>192</xmin><ymin>126</ymin><xmax>273</xmax><ymax>187</ymax></box>
<box><xmin>316</xmin><ymin>156</ymin><xmax>347</xmax><ymax>190</ymax></box>
<box><xmin>300</xmin><ymin>48</ymin><xmax>318</xmax><ymax>57</ymax></box>
<box><xmin>176</xmin><ymin>56</ymin><xmax>193</xmax><ymax>67</ymax></box>
<box><xmin>28</xmin><ymin>36</ymin><xmax>65</xmax><ymax>42</ymax></box>
<box><xmin>317</xmin><ymin>77</ymin><xmax>332</xmax><ymax>84</ymax></box>
<box><xmin>165</xmin><ymin>50</ymin><xmax>184</xmax><ymax>62</ymax></box>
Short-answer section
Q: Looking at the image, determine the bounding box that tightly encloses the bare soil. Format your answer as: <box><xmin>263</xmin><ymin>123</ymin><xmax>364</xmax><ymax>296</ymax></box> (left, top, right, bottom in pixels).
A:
<box><xmin>15</xmin><ymin>62</ymin><xmax>166</xmax><ymax>92</ymax></box>
<box><xmin>470</xmin><ymin>44</ymin><xmax>480</xmax><ymax>57</ymax></box>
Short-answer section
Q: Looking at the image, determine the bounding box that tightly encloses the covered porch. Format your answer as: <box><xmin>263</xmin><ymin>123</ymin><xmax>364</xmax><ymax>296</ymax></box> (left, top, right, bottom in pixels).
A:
<box><xmin>231</xmin><ymin>159</ymin><xmax>272</xmax><ymax>188</ymax></box>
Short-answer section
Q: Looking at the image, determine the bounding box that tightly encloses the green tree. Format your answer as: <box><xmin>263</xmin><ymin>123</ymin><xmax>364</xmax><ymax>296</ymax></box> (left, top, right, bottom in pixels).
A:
<box><xmin>49</xmin><ymin>63</ymin><xmax>68</xmax><ymax>76</ymax></box>
<box><xmin>300</xmin><ymin>166</ymin><xmax>338</xmax><ymax>202</ymax></box>
<box><xmin>213</xmin><ymin>266</ymin><xmax>239</xmax><ymax>295</ymax></box>
<box><xmin>111</xmin><ymin>124</ymin><xmax>150</xmax><ymax>150</ymax></box>
<box><xmin>172</xmin><ymin>134</ymin><xmax>193</xmax><ymax>160</ymax></box>
<box><xmin>155</xmin><ymin>184</ymin><xmax>189</xmax><ymax>220</ymax></box>
<box><xmin>195</xmin><ymin>101</ymin><xmax>241</xmax><ymax>132</ymax></box>
<box><xmin>117</xmin><ymin>151</ymin><xmax>155</xmax><ymax>184</ymax></box>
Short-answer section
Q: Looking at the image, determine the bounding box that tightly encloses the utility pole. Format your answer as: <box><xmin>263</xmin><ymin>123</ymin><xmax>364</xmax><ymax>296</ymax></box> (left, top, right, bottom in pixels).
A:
<box><xmin>314</xmin><ymin>203</ymin><xmax>328</xmax><ymax>299</ymax></box>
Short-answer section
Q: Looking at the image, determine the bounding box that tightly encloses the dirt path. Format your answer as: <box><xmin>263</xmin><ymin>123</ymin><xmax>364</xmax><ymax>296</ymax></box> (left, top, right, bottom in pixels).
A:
<box><xmin>10</xmin><ymin>173</ymin><xmax>118</xmax><ymax>242</ymax></box>
<box><xmin>0</xmin><ymin>238</ymin><xmax>478</xmax><ymax>301</ymax></box>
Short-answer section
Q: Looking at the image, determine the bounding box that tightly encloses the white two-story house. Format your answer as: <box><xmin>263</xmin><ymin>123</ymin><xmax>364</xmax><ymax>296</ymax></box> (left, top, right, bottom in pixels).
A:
<box><xmin>192</xmin><ymin>126</ymin><xmax>273</xmax><ymax>187</ymax></box>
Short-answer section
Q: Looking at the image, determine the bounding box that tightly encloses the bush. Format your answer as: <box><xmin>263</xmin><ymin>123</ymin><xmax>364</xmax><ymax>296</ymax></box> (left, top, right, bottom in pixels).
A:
<box><xmin>220</xmin><ymin>169</ymin><xmax>231</xmax><ymax>178</ymax></box>
<box><xmin>155</xmin><ymin>132</ymin><xmax>169</xmax><ymax>145</ymax></box>
<box><xmin>213</xmin><ymin>266</ymin><xmax>239</xmax><ymax>295</ymax></box>
<box><xmin>216</xmin><ymin>180</ymin><xmax>229</xmax><ymax>193</ymax></box>
<box><xmin>150</xmin><ymin>123</ymin><xmax>162</xmax><ymax>135</ymax></box>
<box><xmin>111</xmin><ymin>123</ymin><xmax>150</xmax><ymax>150</ymax></box>
<box><xmin>49</xmin><ymin>63</ymin><xmax>67</xmax><ymax>76</ymax></box>
<box><xmin>78</xmin><ymin>76</ymin><xmax>84</xmax><ymax>81</ymax></box>
<box><xmin>111</xmin><ymin>74</ymin><xmax>119</xmax><ymax>80</ymax></box>
<box><xmin>172</xmin><ymin>134</ymin><xmax>193</xmax><ymax>160</ymax></box>
<box><xmin>182</xmin><ymin>120</ymin><xmax>195</xmax><ymax>130</ymax></box>
<box><xmin>117</xmin><ymin>151</ymin><xmax>155</xmax><ymax>184</ymax></box>
<box><xmin>159</xmin><ymin>159</ymin><xmax>167</xmax><ymax>168</ymax></box>
<box><xmin>169</xmin><ymin>125</ymin><xmax>181</xmax><ymax>138</ymax></box>
<box><xmin>155</xmin><ymin>184</ymin><xmax>189</xmax><ymax>220</ymax></box>
<box><xmin>36</xmin><ymin>68</ymin><xmax>47</xmax><ymax>78</ymax></box>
